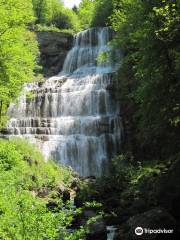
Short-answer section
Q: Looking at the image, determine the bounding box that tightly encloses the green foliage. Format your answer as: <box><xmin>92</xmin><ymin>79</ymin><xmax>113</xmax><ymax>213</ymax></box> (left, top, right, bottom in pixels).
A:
<box><xmin>109</xmin><ymin>154</ymin><xmax>171</xmax><ymax>205</ymax></box>
<box><xmin>91</xmin><ymin>0</ymin><xmax>113</xmax><ymax>27</ymax></box>
<box><xmin>0</xmin><ymin>191</ymin><xmax>65</xmax><ymax>239</ymax></box>
<box><xmin>78</xmin><ymin>0</ymin><xmax>113</xmax><ymax>29</ymax></box>
<box><xmin>110</xmin><ymin>0</ymin><xmax>180</xmax><ymax>159</ymax></box>
<box><xmin>64</xmin><ymin>227</ymin><xmax>87</xmax><ymax>240</ymax></box>
<box><xmin>111</xmin><ymin>154</ymin><xmax>136</xmax><ymax>187</ymax></box>
<box><xmin>0</xmin><ymin>0</ymin><xmax>38</xmax><ymax>127</ymax></box>
<box><xmin>32</xmin><ymin>0</ymin><xmax>53</xmax><ymax>24</ymax></box>
<box><xmin>0</xmin><ymin>139</ymin><xmax>84</xmax><ymax>239</ymax></box>
<box><xmin>10</xmin><ymin>138</ymin><xmax>73</xmax><ymax>188</ymax></box>
<box><xmin>0</xmin><ymin>141</ymin><xmax>22</xmax><ymax>171</ymax></box>
<box><xmin>51</xmin><ymin>6</ymin><xmax>80</xmax><ymax>32</ymax></box>
<box><xmin>78</xmin><ymin>0</ymin><xmax>96</xmax><ymax>29</ymax></box>
<box><xmin>84</xmin><ymin>201</ymin><xmax>102</xmax><ymax>209</ymax></box>
<box><xmin>34</xmin><ymin>24</ymin><xmax>74</xmax><ymax>34</ymax></box>
<box><xmin>32</xmin><ymin>0</ymin><xmax>81</xmax><ymax>32</ymax></box>
<box><xmin>75</xmin><ymin>179</ymin><xmax>99</xmax><ymax>204</ymax></box>
<box><xmin>112</xmin><ymin>154</ymin><xmax>169</xmax><ymax>185</ymax></box>
<box><xmin>97</xmin><ymin>50</ymin><xmax>112</xmax><ymax>65</ymax></box>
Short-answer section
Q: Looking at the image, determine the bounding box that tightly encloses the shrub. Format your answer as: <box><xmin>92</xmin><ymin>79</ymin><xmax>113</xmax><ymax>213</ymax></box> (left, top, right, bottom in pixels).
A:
<box><xmin>0</xmin><ymin>138</ymin><xmax>79</xmax><ymax>239</ymax></box>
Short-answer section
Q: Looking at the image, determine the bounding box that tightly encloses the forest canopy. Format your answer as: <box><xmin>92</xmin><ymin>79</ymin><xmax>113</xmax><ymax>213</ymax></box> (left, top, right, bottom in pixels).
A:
<box><xmin>32</xmin><ymin>0</ymin><xmax>81</xmax><ymax>32</ymax></box>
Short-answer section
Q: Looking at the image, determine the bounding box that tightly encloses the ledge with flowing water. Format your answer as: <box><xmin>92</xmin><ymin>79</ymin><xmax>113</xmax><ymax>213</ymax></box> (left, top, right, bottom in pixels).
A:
<box><xmin>6</xmin><ymin>27</ymin><xmax>122</xmax><ymax>177</ymax></box>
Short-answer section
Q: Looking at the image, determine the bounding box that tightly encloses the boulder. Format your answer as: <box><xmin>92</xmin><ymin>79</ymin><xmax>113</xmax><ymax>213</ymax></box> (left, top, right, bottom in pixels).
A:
<box><xmin>56</xmin><ymin>184</ymin><xmax>71</xmax><ymax>202</ymax></box>
<box><xmin>37</xmin><ymin>187</ymin><xmax>51</xmax><ymax>198</ymax></box>
<box><xmin>87</xmin><ymin>219</ymin><xmax>107</xmax><ymax>240</ymax></box>
<box><xmin>70</xmin><ymin>178</ymin><xmax>80</xmax><ymax>193</ymax></box>
<box><xmin>155</xmin><ymin>158</ymin><xmax>180</xmax><ymax>221</ymax></box>
<box><xmin>116</xmin><ymin>207</ymin><xmax>177</xmax><ymax>240</ymax></box>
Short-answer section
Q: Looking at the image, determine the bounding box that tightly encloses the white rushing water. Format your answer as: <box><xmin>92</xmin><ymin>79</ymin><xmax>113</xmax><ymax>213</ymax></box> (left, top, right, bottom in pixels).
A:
<box><xmin>107</xmin><ymin>226</ymin><xmax>117</xmax><ymax>240</ymax></box>
<box><xmin>7</xmin><ymin>27</ymin><xmax>122</xmax><ymax>176</ymax></box>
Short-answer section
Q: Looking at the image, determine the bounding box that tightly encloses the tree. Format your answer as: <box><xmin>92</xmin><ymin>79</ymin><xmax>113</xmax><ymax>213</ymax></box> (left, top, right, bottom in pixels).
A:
<box><xmin>32</xmin><ymin>0</ymin><xmax>50</xmax><ymax>24</ymax></box>
<box><xmin>0</xmin><ymin>0</ymin><xmax>38</xmax><ymax>126</ymax></box>
<box><xmin>51</xmin><ymin>4</ymin><xmax>81</xmax><ymax>31</ymax></box>
<box><xmin>78</xmin><ymin>0</ymin><xmax>96</xmax><ymax>29</ymax></box>
<box><xmin>91</xmin><ymin>0</ymin><xmax>113</xmax><ymax>27</ymax></box>
<box><xmin>32</xmin><ymin>0</ymin><xmax>81</xmax><ymax>32</ymax></box>
<box><xmin>78</xmin><ymin>0</ymin><xmax>113</xmax><ymax>29</ymax></box>
<box><xmin>111</xmin><ymin>0</ymin><xmax>180</xmax><ymax>159</ymax></box>
<box><xmin>72</xmin><ymin>5</ymin><xmax>78</xmax><ymax>14</ymax></box>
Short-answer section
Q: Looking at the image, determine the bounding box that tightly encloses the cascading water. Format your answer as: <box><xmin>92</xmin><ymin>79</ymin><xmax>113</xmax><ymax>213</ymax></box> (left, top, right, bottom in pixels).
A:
<box><xmin>7</xmin><ymin>27</ymin><xmax>122</xmax><ymax>176</ymax></box>
<box><xmin>107</xmin><ymin>226</ymin><xmax>118</xmax><ymax>240</ymax></box>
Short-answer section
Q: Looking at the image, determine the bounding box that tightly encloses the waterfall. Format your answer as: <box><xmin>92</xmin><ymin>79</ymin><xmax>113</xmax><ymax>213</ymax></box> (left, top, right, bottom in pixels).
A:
<box><xmin>7</xmin><ymin>27</ymin><xmax>122</xmax><ymax>176</ymax></box>
<box><xmin>107</xmin><ymin>226</ymin><xmax>117</xmax><ymax>240</ymax></box>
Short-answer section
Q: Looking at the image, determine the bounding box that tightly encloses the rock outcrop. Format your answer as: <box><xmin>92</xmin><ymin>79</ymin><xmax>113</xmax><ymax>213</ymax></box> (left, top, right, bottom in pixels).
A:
<box><xmin>116</xmin><ymin>208</ymin><xmax>177</xmax><ymax>240</ymax></box>
<box><xmin>36</xmin><ymin>31</ymin><xmax>73</xmax><ymax>77</ymax></box>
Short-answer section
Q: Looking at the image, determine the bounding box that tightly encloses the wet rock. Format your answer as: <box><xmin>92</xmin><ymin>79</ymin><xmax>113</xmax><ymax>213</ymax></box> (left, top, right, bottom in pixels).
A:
<box><xmin>87</xmin><ymin>219</ymin><xmax>107</xmax><ymax>240</ymax></box>
<box><xmin>56</xmin><ymin>184</ymin><xmax>71</xmax><ymax>202</ymax></box>
<box><xmin>84</xmin><ymin>176</ymin><xmax>96</xmax><ymax>183</ymax></box>
<box><xmin>36</xmin><ymin>127</ymin><xmax>47</xmax><ymax>135</ymax></box>
<box><xmin>41</xmin><ymin>135</ymin><xmax>49</xmax><ymax>141</ymax></box>
<box><xmin>98</xmin><ymin>117</ymin><xmax>110</xmax><ymax>134</ymax></box>
<box><xmin>0</xmin><ymin>128</ymin><xmax>9</xmax><ymax>134</ymax></box>
<box><xmin>40</xmin><ymin>122</ymin><xmax>47</xmax><ymax>127</ymax></box>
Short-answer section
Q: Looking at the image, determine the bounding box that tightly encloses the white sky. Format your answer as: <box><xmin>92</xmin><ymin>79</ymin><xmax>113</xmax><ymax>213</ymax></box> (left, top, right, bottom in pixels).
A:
<box><xmin>64</xmin><ymin>0</ymin><xmax>82</xmax><ymax>8</ymax></box>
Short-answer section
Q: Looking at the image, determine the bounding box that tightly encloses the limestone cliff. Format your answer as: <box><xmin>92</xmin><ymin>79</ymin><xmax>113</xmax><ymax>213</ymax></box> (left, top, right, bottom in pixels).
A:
<box><xmin>36</xmin><ymin>31</ymin><xmax>73</xmax><ymax>77</ymax></box>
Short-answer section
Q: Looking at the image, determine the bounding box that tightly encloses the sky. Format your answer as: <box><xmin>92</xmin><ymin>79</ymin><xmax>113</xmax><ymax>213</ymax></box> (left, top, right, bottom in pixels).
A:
<box><xmin>64</xmin><ymin>0</ymin><xmax>82</xmax><ymax>8</ymax></box>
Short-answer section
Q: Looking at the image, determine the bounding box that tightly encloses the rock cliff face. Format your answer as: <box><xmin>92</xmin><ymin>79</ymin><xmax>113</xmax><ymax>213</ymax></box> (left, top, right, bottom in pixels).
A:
<box><xmin>36</xmin><ymin>31</ymin><xmax>73</xmax><ymax>77</ymax></box>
